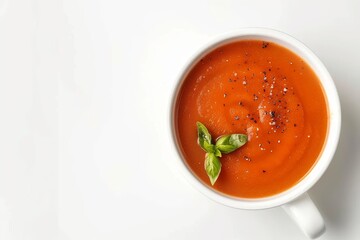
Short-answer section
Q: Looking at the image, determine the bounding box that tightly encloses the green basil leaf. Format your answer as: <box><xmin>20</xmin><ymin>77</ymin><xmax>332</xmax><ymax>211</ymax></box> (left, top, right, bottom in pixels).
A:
<box><xmin>215</xmin><ymin>134</ymin><xmax>247</xmax><ymax>154</ymax></box>
<box><xmin>203</xmin><ymin>141</ymin><xmax>216</xmax><ymax>153</ymax></box>
<box><xmin>197</xmin><ymin>121</ymin><xmax>212</xmax><ymax>152</ymax></box>
<box><xmin>215</xmin><ymin>148</ymin><xmax>222</xmax><ymax>157</ymax></box>
<box><xmin>204</xmin><ymin>152</ymin><xmax>221</xmax><ymax>185</ymax></box>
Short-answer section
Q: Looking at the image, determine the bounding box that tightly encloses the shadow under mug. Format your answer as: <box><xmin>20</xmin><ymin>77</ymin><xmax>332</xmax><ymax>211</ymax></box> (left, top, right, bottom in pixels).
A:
<box><xmin>169</xmin><ymin>28</ymin><xmax>341</xmax><ymax>239</ymax></box>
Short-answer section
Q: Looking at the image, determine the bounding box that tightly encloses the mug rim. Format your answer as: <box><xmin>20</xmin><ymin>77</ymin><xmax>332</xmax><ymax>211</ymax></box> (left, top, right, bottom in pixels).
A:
<box><xmin>169</xmin><ymin>28</ymin><xmax>341</xmax><ymax>209</ymax></box>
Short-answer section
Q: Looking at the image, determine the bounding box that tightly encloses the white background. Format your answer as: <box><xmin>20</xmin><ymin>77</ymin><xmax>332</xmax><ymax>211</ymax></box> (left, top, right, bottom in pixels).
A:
<box><xmin>0</xmin><ymin>0</ymin><xmax>360</xmax><ymax>239</ymax></box>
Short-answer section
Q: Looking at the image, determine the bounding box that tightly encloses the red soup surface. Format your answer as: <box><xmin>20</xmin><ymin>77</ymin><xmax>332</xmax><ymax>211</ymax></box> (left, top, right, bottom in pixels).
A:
<box><xmin>174</xmin><ymin>40</ymin><xmax>328</xmax><ymax>198</ymax></box>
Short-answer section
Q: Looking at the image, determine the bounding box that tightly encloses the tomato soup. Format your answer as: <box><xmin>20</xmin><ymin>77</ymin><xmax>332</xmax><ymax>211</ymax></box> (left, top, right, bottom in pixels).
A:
<box><xmin>174</xmin><ymin>40</ymin><xmax>328</xmax><ymax>198</ymax></box>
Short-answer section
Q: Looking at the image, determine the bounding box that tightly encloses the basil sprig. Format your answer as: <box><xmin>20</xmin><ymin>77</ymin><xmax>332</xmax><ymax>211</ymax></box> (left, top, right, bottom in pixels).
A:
<box><xmin>196</xmin><ymin>121</ymin><xmax>248</xmax><ymax>185</ymax></box>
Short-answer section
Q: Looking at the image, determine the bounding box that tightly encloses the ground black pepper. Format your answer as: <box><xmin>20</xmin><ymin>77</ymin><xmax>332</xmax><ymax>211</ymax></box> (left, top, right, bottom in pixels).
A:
<box><xmin>270</xmin><ymin>111</ymin><xmax>275</xmax><ymax>118</ymax></box>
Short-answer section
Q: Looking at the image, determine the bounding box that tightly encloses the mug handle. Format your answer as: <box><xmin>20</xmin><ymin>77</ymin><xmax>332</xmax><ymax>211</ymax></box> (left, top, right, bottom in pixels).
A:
<box><xmin>282</xmin><ymin>193</ymin><xmax>325</xmax><ymax>239</ymax></box>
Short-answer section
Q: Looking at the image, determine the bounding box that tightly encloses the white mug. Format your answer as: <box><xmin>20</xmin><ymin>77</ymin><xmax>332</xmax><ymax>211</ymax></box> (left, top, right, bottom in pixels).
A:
<box><xmin>169</xmin><ymin>28</ymin><xmax>341</xmax><ymax>239</ymax></box>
